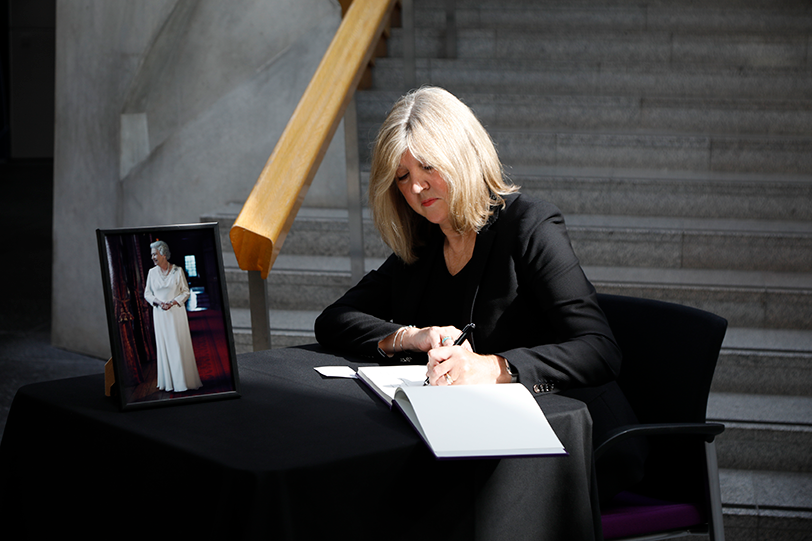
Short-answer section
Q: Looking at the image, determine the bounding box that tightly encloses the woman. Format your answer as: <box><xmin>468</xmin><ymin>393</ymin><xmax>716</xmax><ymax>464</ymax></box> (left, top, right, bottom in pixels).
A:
<box><xmin>315</xmin><ymin>87</ymin><xmax>645</xmax><ymax>503</ymax></box>
<box><xmin>316</xmin><ymin>86</ymin><xmax>621</xmax><ymax>389</ymax></box>
<box><xmin>144</xmin><ymin>240</ymin><xmax>202</xmax><ymax>393</ymax></box>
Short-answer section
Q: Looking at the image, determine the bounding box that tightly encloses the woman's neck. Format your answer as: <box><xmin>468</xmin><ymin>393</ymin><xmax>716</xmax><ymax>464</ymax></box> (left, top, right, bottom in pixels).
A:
<box><xmin>443</xmin><ymin>229</ymin><xmax>476</xmax><ymax>276</ymax></box>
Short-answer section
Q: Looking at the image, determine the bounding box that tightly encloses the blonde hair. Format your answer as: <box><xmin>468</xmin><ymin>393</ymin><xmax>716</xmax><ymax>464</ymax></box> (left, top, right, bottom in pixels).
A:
<box><xmin>368</xmin><ymin>87</ymin><xmax>518</xmax><ymax>264</ymax></box>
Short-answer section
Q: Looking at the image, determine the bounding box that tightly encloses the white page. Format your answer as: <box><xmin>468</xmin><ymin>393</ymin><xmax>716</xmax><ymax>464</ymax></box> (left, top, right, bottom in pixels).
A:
<box><xmin>356</xmin><ymin>365</ymin><xmax>427</xmax><ymax>405</ymax></box>
<box><xmin>394</xmin><ymin>384</ymin><xmax>565</xmax><ymax>459</ymax></box>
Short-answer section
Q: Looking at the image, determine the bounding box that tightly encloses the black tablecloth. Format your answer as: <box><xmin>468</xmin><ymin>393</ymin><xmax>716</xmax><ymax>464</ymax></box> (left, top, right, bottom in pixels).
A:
<box><xmin>0</xmin><ymin>345</ymin><xmax>598</xmax><ymax>540</ymax></box>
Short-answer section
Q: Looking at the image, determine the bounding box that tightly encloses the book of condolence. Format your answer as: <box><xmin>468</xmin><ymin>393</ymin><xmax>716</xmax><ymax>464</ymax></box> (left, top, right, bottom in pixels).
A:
<box><xmin>356</xmin><ymin>365</ymin><xmax>566</xmax><ymax>460</ymax></box>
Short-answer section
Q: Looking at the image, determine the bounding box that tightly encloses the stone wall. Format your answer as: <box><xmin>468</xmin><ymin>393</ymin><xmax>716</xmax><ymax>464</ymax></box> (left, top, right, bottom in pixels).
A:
<box><xmin>52</xmin><ymin>0</ymin><xmax>345</xmax><ymax>357</ymax></box>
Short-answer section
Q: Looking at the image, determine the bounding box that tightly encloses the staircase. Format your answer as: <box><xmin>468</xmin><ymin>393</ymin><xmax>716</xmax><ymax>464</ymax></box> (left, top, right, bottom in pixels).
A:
<box><xmin>204</xmin><ymin>0</ymin><xmax>812</xmax><ymax>538</ymax></box>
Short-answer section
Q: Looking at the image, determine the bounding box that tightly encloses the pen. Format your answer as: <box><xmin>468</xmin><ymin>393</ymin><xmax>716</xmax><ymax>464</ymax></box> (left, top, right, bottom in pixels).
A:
<box><xmin>453</xmin><ymin>323</ymin><xmax>476</xmax><ymax>346</ymax></box>
<box><xmin>424</xmin><ymin>323</ymin><xmax>476</xmax><ymax>385</ymax></box>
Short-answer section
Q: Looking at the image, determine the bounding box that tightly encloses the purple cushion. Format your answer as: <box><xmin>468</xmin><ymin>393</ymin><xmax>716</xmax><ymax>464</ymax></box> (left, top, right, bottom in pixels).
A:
<box><xmin>601</xmin><ymin>491</ymin><xmax>705</xmax><ymax>540</ymax></box>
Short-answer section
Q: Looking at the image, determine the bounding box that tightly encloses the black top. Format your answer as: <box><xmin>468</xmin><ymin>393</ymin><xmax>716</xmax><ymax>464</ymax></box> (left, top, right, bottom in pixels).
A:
<box><xmin>415</xmin><ymin>245</ymin><xmax>472</xmax><ymax>331</ymax></box>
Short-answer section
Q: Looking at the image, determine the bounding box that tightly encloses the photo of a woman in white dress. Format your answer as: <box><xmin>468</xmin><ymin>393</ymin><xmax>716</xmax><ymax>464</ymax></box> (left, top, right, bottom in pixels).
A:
<box><xmin>144</xmin><ymin>240</ymin><xmax>203</xmax><ymax>393</ymax></box>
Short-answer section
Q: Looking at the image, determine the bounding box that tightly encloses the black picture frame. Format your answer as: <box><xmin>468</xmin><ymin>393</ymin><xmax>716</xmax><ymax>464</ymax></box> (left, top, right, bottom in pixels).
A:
<box><xmin>97</xmin><ymin>222</ymin><xmax>240</xmax><ymax>410</ymax></box>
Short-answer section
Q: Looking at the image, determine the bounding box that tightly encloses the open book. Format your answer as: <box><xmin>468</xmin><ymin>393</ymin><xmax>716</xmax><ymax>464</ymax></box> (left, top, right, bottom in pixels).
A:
<box><xmin>356</xmin><ymin>365</ymin><xmax>427</xmax><ymax>405</ymax></box>
<box><xmin>356</xmin><ymin>365</ymin><xmax>566</xmax><ymax>459</ymax></box>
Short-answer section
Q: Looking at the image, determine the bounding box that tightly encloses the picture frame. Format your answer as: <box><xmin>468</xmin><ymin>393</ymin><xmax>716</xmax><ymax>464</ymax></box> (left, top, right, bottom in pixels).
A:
<box><xmin>97</xmin><ymin>222</ymin><xmax>240</xmax><ymax>410</ymax></box>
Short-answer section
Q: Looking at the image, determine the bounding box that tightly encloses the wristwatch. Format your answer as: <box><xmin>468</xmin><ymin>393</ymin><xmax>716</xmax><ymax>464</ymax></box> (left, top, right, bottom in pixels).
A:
<box><xmin>504</xmin><ymin>358</ymin><xmax>518</xmax><ymax>383</ymax></box>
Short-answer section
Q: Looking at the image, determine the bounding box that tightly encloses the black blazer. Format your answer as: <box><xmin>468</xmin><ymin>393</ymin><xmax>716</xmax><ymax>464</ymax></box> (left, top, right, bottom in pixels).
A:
<box><xmin>315</xmin><ymin>193</ymin><xmax>622</xmax><ymax>395</ymax></box>
<box><xmin>316</xmin><ymin>193</ymin><xmax>647</xmax><ymax>502</ymax></box>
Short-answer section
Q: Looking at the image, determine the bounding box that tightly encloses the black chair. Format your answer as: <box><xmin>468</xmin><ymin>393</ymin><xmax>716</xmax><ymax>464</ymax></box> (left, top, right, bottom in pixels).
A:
<box><xmin>595</xmin><ymin>294</ymin><xmax>728</xmax><ymax>541</ymax></box>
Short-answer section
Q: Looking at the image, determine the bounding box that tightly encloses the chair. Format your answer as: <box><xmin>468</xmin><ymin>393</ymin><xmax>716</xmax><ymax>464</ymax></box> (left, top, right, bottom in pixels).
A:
<box><xmin>595</xmin><ymin>293</ymin><xmax>728</xmax><ymax>541</ymax></box>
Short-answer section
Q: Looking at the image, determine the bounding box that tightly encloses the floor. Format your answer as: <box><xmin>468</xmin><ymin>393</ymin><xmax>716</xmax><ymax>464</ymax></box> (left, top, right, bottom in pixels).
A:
<box><xmin>0</xmin><ymin>160</ymin><xmax>105</xmax><ymax>440</ymax></box>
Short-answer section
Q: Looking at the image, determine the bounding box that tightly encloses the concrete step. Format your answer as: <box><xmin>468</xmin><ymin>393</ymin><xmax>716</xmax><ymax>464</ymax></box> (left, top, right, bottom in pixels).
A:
<box><xmin>410</xmin><ymin>0</ymin><xmax>812</xmax><ymax>34</ymax></box>
<box><xmin>567</xmin><ymin>214</ymin><xmax>812</xmax><ymax>273</ymax></box>
<box><xmin>584</xmin><ymin>265</ymin><xmax>812</xmax><ymax>330</ymax></box>
<box><xmin>346</xmin><ymin>165</ymin><xmax>812</xmax><ymax>223</ymax></box>
<box><xmin>205</xmin><ymin>206</ymin><xmax>388</xmax><ymax>260</ymax></box>
<box><xmin>359</xmin><ymin>126</ymin><xmax>812</xmax><ymax>175</ymax></box>
<box><xmin>419</xmin><ymin>0</ymin><xmax>811</xmax><ymax>7</ymax></box>
<box><xmin>211</xmin><ymin>205</ymin><xmax>812</xmax><ymax>273</ymax></box>
<box><xmin>210</xmin><ymin>206</ymin><xmax>812</xmax><ymax>328</ymax></box>
<box><xmin>388</xmin><ymin>28</ymin><xmax>810</xmax><ymax>67</ymax></box>
<box><xmin>222</xmin><ymin>252</ymin><xmax>384</xmax><ymax>311</ymax></box>
<box><xmin>212</xmin><ymin>165</ymin><xmax>812</xmax><ymax>222</ymax></box>
<box><xmin>357</xmin><ymin>91</ymin><xmax>812</xmax><ymax>137</ymax></box>
<box><xmin>716</xmin><ymin>328</ymin><xmax>812</xmax><ymax>397</ymax></box>
<box><xmin>370</xmin><ymin>58</ymin><xmax>812</xmax><ymax>100</ymax></box>
<box><xmin>202</xmin><ymin>205</ymin><xmax>383</xmax><ymax>259</ymax></box>
<box><xmin>720</xmin><ymin>469</ymin><xmax>812</xmax><ymax>541</ymax></box>
<box><xmin>496</xmin><ymin>130</ymin><xmax>812</xmax><ymax>175</ymax></box>
<box><xmin>507</xmin><ymin>167</ymin><xmax>812</xmax><ymax>222</ymax></box>
<box><xmin>220</xmin><ymin>248</ymin><xmax>812</xmax><ymax>330</ymax></box>
<box><xmin>202</xmin><ymin>202</ymin><xmax>244</xmax><ymax>257</ymax></box>
<box><xmin>709</xmin><ymin>393</ymin><xmax>812</xmax><ymax>473</ymax></box>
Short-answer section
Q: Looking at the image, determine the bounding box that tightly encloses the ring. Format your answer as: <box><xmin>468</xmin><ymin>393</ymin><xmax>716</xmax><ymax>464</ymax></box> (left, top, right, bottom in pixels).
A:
<box><xmin>441</xmin><ymin>336</ymin><xmax>453</xmax><ymax>345</ymax></box>
<box><xmin>445</xmin><ymin>373</ymin><xmax>453</xmax><ymax>385</ymax></box>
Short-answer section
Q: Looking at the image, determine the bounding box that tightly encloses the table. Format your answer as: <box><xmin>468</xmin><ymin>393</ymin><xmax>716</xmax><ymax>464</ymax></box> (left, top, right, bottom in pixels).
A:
<box><xmin>0</xmin><ymin>345</ymin><xmax>599</xmax><ymax>540</ymax></box>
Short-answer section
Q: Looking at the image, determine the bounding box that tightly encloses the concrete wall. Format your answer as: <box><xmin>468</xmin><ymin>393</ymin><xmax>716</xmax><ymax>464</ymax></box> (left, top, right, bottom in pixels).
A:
<box><xmin>52</xmin><ymin>0</ymin><xmax>346</xmax><ymax>357</ymax></box>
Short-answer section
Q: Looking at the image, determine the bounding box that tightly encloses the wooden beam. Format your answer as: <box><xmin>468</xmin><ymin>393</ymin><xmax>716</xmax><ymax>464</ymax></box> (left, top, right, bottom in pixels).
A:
<box><xmin>230</xmin><ymin>0</ymin><xmax>396</xmax><ymax>278</ymax></box>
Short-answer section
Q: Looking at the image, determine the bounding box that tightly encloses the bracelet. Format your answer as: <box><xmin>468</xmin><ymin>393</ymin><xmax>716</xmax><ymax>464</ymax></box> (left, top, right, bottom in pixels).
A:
<box><xmin>399</xmin><ymin>325</ymin><xmax>414</xmax><ymax>352</ymax></box>
<box><xmin>393</xmin><ymin>327</ymin><xmax>407</xmax><ymax>353</ymax></box>
<box><xmin>392</xmin><ymin>328</ymin><xmax>402</xmax><ymax>353</ymax></box>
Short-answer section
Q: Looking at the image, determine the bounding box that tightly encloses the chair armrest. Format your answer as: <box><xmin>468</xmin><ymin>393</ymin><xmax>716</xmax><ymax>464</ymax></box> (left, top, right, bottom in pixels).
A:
<box><xmin>594</xmin><ymin>422</ymin><xmax>725</xmax><ymax>461</ymax></box>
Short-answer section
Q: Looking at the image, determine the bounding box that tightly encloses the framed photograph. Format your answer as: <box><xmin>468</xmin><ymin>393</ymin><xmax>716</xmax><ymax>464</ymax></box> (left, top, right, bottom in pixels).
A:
<box><xmin>97</xmin><ymin>223</ymin><xmax>240</xmax><ymax>410</ymax></box>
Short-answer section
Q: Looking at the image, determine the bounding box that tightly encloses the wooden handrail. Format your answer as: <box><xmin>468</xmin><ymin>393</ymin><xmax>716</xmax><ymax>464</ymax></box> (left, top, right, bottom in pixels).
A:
<box><xmin>230</xmin><ymin>0</ymin><xmax>397</xmax><ymax>279</ymax></box>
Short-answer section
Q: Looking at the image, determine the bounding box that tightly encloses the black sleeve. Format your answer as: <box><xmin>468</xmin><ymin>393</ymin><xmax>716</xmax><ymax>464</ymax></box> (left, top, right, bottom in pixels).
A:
<box><xmin>495</xmin><ymin>201</ymin><xmax>621</xmax><ymax>391</ymax></box>
<box><xmin>314</xmin><ymin>254</ymin><xmax>404</xmax><ymax>358</ymax></box>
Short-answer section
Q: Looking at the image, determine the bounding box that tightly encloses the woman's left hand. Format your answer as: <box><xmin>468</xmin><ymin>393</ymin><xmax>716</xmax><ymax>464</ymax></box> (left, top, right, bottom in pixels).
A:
<box><xmin>425</xmin><ymin>347</ymin><xmax>511</xmax><ymax>386</ymax></box>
